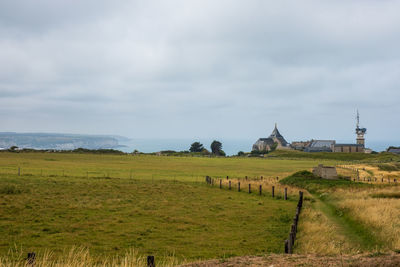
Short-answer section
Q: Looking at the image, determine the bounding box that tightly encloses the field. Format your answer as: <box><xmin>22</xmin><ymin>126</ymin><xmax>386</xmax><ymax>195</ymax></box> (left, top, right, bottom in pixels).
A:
<box><xmin>281</xmin><ymin>169</ymin><xmax>400</xmax><ymax>255</ymax></box>
<box><xmin>1</xmin><ymin>151</ymin><xmax>400</xmax><ymax>266</ymax></box>
<box><xmin>0</xmin><ymin>152</ymin><xmax>336</xmax><ymax>265</ymax></box>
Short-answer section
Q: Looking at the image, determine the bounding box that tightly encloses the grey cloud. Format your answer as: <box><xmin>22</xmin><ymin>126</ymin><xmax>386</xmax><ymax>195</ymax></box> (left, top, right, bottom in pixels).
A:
<box><xmin>0</xmin><ymin>0</ymin><xmax>399</xmax><ymax>143</ymax></box>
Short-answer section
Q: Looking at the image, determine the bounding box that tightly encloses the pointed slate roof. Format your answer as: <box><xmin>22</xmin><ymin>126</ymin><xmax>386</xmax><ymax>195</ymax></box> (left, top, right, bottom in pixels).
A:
<box><xmin>269</xmin><ymin>123</ymin><xmax>283</xmax><ymax>138</ymax></box>
<box><xmin>268</xmin><ymin>123</ymin><xmax>288</xmax><ymax>146</ymax></box>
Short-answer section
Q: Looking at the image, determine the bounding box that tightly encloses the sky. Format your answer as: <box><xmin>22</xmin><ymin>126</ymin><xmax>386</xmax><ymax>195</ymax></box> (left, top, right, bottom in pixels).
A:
<box><xmin>1</xmin><ymin>0</ymin><xmax>399</xmax><ymax>145</ymax></box>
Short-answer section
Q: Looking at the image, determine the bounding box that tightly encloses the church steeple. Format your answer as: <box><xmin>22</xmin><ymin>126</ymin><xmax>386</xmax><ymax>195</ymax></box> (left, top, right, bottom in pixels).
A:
<box><xmin>270</xmin><ymin>123</ymin><xmax>283</xmax><ymax>138</ymax></box>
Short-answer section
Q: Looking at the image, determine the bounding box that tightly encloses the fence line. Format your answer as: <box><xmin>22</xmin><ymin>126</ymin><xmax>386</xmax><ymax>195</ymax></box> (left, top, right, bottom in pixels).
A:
<box><xmin>285</xmin><ymin>191</ymin><xmax>303</xmax><ymax>254</ymax></box>
<box><xmin>205</xmin><ymin>175</ymin><xmax>303</xmax><ymax>254</ymax></box>
<box><xmin>205</xmin><ymin>176</ymin><xmax>289</xmax><ymax>200</ymax></box>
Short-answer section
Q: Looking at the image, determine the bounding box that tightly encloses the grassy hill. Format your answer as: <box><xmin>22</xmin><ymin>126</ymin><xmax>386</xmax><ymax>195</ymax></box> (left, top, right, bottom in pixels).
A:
<box><xmin>268</xmin><ymin>149</ymin><xmax>400</xmax><ymax>162</ymax></box>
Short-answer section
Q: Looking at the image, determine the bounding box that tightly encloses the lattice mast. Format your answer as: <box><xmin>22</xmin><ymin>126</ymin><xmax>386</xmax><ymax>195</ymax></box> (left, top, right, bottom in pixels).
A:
<box><xmin>355</xmin><ymin>110</ymin><xmax>367</xmax><ymax>146</ymax></box>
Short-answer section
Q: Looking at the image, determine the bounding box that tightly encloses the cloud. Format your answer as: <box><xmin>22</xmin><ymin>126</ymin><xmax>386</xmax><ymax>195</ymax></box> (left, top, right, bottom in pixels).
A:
<box><xmin>0</xmin><ymin>0</ymin><xmax>399</xmax><ymax>143</ymax></box>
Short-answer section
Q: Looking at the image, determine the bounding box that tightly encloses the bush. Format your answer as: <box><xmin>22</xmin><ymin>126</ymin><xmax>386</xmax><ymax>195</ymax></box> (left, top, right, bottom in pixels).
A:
<box><xmin>376</xmin><ymin>163</ymin><xmax>400</xmax><ymax>172</ymax></box>
<box><xmin>201</xmin><ymin>149</ymin><xmax>211</xmax><ymax>156</ymax></box>
<box><xmin>279</xmin><ymin>170</ymin><xmax>369</xmax><ymax>194</ymax></box>
<box><xmin>0</xmin><ymin>185</ymin><xmax>22</xmax><ymax>194</ymax></box>
<box><xmin>218</xmin><ymin>150</ymin><xmax>226</xmax><ymax>157</ymax></box>
<box><xmin>72</xmin><ymin>148</ymin><xmax>125</xmax><ymax>154</ymax></box>
<box><xmin>251</xmin><ymin>150</ymin><xmax>268</xmax><ymax>155</ymax></box>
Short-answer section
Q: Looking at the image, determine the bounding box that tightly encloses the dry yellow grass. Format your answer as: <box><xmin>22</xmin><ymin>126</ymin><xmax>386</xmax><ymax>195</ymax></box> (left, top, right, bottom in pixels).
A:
<box><xmin>219</xmin><ymin>177</ymin><xmax>311</xmax><ymax>199</ymax></box>
<box><xmin>294</xmin><ymin>205</ymin><xmax>357</xmax><ymax>255</ymax></box>
<box><xmin>0</xmin><ymin>247</ymin><xmax>181</xmax><ymax>267</ymax></box>
<box><xmin>337</xmin><ymin>164</ymin><xmax>400</xmax><ymax>182</ymax></box>
<box><xmin>333</xmin><ymin>186</ymin><xmax>400</xmax><ymax>250</ymax></box>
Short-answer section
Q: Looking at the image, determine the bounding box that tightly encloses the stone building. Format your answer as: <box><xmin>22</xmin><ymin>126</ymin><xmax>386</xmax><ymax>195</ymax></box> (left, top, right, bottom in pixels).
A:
<box><xmin>333</xmin><ymin>144</ymin><xmax>365</xmax><ymax>153</ymax></box>
<box><xmin>387</xmin><ymin>147</ymin><xmax>400</xmax><ymax>154</ymax></box>
<box><xmin>252</xmin><ymin>124</ymin><xmax>289</xmax><ymax>152</ymax></box>
<box><xmin>312</xmin><ymin>164</ymin><xmax>338</xmax><ymax>179</ymax></box>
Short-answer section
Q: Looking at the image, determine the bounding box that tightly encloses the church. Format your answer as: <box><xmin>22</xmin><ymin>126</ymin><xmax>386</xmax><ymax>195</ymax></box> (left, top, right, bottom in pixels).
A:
<box><xmin>252</xmin><ymin>124</ymin><xmax>289</xmax><ymax>152</ymax></box>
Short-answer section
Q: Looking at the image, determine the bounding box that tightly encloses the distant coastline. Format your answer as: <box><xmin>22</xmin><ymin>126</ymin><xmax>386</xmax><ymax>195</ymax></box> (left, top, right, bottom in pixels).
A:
<box><xmin>0</xmin><ymin>132</ymin><xmax>125</xmax><ymax>150</ymax></box>
<box><xmin>0</xmin><ymin>132</ymin><xmax>397</xmax><ymax>155</ymax></box>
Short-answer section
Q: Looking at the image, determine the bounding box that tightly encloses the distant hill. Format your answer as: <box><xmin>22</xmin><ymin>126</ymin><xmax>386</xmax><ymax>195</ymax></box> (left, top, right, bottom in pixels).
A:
<box><xmin>0</xmin><ymin>132</ymin><xmax>128</xmax><ymax>150</ymax></box>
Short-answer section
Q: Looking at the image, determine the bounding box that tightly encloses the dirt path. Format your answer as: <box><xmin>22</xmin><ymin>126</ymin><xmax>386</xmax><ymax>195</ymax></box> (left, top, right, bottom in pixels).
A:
<box><xmin>180</xmin><ymin>253</ymin><xmax>400</xmax><ymax>267</ymax></box>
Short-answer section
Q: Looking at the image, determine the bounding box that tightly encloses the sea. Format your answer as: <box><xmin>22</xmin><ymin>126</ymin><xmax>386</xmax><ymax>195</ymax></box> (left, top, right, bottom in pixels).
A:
<box><xmin>118</xmin><ymin>138</ymin><xmax>398</xmax><ymax>156</ymax></box>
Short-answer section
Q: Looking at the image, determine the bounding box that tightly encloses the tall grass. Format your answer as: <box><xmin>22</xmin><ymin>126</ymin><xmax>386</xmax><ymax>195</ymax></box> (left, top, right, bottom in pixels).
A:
<box><xmin>333</xmin><ymin>187</ymin><xmax>400</xmax><ymax>251</ymax></box>
<box><xmin>295</xmin><ymin>206</ymin><xmax>358</xmax><ymax>255</ymax></box>
<box><xmin>0</xmin><ymin>247</ymin><xmax>181</xmax><ymax>267</ymax></box>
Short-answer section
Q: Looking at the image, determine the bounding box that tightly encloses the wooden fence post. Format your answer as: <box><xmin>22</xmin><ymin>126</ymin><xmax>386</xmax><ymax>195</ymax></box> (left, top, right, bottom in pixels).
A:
<box><xmin>272</xmin><ymin>186</ymin><xmax>275</xmax><ymax>198</ymax></box>
<box><xmin>220</xmin><ymin>179</ymin><xmax>222</xmax><ymax>189</ymax></box>
<box><xmin>27</xmin><ymin>252</ymin><xmax>36</xmax><ymax>266</ymax></box>
<box><xmin>288</xmin><ymin>233</ymin><xmax>293</xmax><ymax>254</ymax></box>
<box><xmin>285</xmin><ymin>239</ymin><xmax>289</xmax><ymax>253</ymax></box>
<box><xmin>259</xmin><ymin>185</ymin><xmax>262</xmax><ymax>195</ymax></box>
<box><xmin>248</xmin><ymin>184</ymin><xmax>251</xmax><ymax>194</ymax></box>
<box><xmin>238</xmin><ymin>182</ymin><xmax>241</xmax><ymax>192</ymax></box>
<box><xmin>284</xmin><ymin>188</ymin><xmax>288</xmax><ymax>200</ymax></box>
<box><xmin>147</xmin><ymin>255</ymin><xmax>155</xmax><ymax>267</ymax></box>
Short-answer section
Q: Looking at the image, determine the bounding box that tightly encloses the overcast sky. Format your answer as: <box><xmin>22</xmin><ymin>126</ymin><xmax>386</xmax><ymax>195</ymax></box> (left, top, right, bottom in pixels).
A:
<box><xmin>1</xmin><ymin>0</ymin><xmax>399</xmax><ymax>143</ymax></box>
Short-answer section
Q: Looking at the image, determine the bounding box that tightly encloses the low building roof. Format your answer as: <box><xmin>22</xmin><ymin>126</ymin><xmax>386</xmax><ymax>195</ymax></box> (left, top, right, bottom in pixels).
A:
<box><xmin>388</xmin><ymin>148</ymin><xmax>400</xmax><ymax>154</ymax></box>
<box><xmin>310</xmin><ymin>140</ymin><xmax>335</xmax><ymax>148</ymax></box>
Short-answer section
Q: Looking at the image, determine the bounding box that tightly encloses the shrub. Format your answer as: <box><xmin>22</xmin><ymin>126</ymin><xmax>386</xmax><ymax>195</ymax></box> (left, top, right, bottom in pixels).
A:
<box><xmin>237</xmin><ymin>151</ymin><xmax>245</xmax><ymax>156</ymax></box>
<box><xmin>280</xmin><ymin>170</ymin><xmax>369</xmax><ymax>194</ymax></box>
<box><xmin>0</xmin><ymin>185</ymin><xmax>22</xmax><ymax>194</ymax></box>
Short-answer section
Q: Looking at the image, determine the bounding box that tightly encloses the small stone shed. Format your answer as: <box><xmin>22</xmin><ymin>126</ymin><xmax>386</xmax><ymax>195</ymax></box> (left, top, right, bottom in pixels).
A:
<box><xmin>313</xmin><ymin>164</ymin><xmax>338</xmax><ymax>179</ymax></box>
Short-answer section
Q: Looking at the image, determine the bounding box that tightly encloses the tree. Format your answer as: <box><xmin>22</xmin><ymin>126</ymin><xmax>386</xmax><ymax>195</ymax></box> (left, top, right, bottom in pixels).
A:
<box><xmin>9</xmin><ymin>146</ymin><xmax>18</xmax><ymax>152</ymax></box>
<box><xmin>210</xmin><ymin>140</ymin><xmax>222</xmax><ymax>155</ymax></box>
<box><xmin>237</xmin><ymin>151</ymin><xmax>245</xmax><ymax>156</ymax></box>
<box><xmin>189</xmin><ymin>142</ymin><xmax>204</xmax><ymax>152</ymax></box>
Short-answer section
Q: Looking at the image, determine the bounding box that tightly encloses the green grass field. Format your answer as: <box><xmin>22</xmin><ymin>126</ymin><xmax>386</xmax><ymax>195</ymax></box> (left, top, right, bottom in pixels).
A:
<box><xmin>0</xmin><ymin>152</ymin><xmax>336</xmax><ymax>263</ymax></box>
<box><xmin>1</xmin><ymin>174</ymin><xmax>298</xmax><ymax>260</ymax></box>
<box><xmin>3</xmin><ymin>151</ymin><xmax>396</xmax><ymax>264</ymax></box>
<box><xmin>0</xmin><ymin>152</ymin><xmax>338</xmax><ymax>181</ymax></box>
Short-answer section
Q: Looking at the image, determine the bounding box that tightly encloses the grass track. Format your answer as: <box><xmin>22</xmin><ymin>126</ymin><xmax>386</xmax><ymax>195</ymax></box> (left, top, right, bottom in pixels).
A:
<box><xmin>312</xmin><ymin>195</ymin><xmax>383</xmax><ymax>252</ymax></box>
